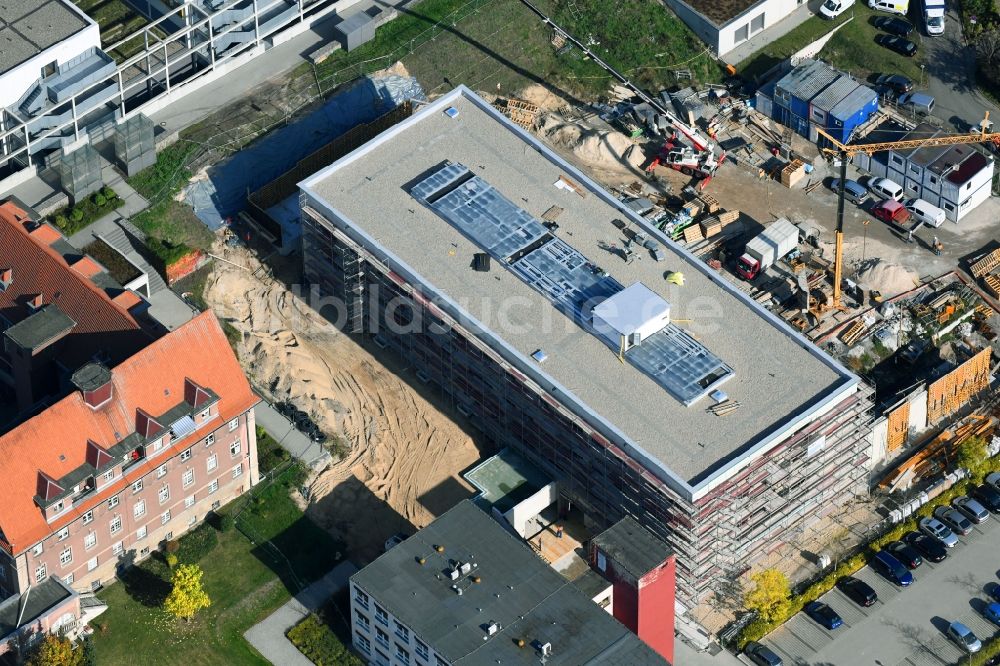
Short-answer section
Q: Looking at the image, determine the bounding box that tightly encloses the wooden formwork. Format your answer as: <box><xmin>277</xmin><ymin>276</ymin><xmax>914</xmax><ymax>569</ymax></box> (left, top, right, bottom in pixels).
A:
<box><xmin>970</xmin><ymin>249</ymin><xmax>1000</xmax><ymax>278</ymax></box>
<box><xmin>926</xmin><ymin>347</ymin><xmax>993</xmax><ymax>424</ymax></box>
<box><xmin>886</xmin><ymin>402</ymin><xmax>911</xmax><ymax>454</ymax></box>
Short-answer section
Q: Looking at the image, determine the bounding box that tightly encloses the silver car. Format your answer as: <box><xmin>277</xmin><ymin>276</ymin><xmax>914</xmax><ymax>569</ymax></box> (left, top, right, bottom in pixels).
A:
<box><xmin>919</xmin><ymin>517</ymin><xmax>959</xmax><ymax>547</ymax></box>
<box><xmin>934</xmin><ymin>506</ymin><xmax>973</xmax><ymax>536</ymax></box>
<box><xmin>948</xmin><ymin>621</ymin><xmax>982</xmax><ymax>653</ymax></box>
<box><xmin>954</xmin><ymin>496</ymin><xmax>990</xmax><ymax>524</ymax></box>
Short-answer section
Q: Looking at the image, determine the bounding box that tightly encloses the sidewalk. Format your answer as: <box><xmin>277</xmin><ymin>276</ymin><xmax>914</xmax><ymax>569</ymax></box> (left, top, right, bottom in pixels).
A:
<box><xmin>255</xmin><ymin>402</ymin><xmax>329</xmax><ymax>465</ymax></box>
<box><xmin>244</xmin><ymin>560</ymin><xmax>358</xmax><ymax>666</ymax></box>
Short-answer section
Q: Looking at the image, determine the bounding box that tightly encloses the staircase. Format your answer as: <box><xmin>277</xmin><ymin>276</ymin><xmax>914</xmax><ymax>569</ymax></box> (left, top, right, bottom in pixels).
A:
<box><xmin>99</xmin><ymin>225</ymin><xmax>169</xmax><ymax>296</ymax></box>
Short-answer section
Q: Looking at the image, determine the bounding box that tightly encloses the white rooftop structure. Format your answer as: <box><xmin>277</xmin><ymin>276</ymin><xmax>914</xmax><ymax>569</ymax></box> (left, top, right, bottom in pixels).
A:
<box><xmin>591</xmin><ymin>283</ymin><xmax>671</xmax><ymax>348</ymax></box>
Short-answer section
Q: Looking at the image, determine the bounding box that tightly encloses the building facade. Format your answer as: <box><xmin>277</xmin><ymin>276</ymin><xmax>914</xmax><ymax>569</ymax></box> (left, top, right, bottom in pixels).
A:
<box><xmin>664</xmin><ymin>0</ymin><xmax>804</xmax><ymax>57</ymax></box>
<box><xmin>0</xmin><ymin>311</ymin><xmax>258</xmax><ymax>596</ymax></box>
<box><xmin>298</xmin><ymin>88</ymin><xmax>875</xmax><ymax>606</ymax></box>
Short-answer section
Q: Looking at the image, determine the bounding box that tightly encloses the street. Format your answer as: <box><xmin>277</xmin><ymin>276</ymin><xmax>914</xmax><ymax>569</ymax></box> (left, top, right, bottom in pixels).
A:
<box><xmin>755</xmin><ymin>516</ymin><xmax>1000</xmax><ymax>665</ymax></box>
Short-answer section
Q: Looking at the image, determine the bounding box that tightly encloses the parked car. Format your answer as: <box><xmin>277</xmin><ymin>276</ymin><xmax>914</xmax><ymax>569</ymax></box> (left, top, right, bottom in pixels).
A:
<box><xmin>873</xmin><ymin>199</ymin><xmax>912</xmax><ymax>228</ymax></box>
<box><xmin>918</xmin><ymin>517</ymin><xmax>959</xmax><ymax>547</ymax></box>
<box><xmin>873</xmin><ymin>15</ymin><xmax>915</xmax><ymax>36</ymax></box>
<box><xmin>871</xmin><ymin>550</ymin><xmax>914</xmax><ymax>586</ymax></box>
<box><xmin>948</xmin><ymin>621</ymin><xmax>983</xmax><ymax>653</ymax></box>
<box><xmin>384</xmin><ymin>532</ymin><xmax>409</xmax><ymax>552</ymax></box>
<box><xmin>744</xmin><ymin>641</ymin><xmax>783</xmax><ymax>666</ymax></box>
<box><xmin>990</xmin><ymin>584</ymin><xmax>1000</xmax><ymax>604</ymax></box>
<box><xmin>971</xmin><ymin>484</ymin><xmax>1000</xmax><ymax>513</ymax></box>
<box><xmin>898</xmin><ymin>91</ymin><xmax>935</xmax><ymax>116</ymax></box>
<box><xmin>868</xmin><ymin>177</ymin><xmax>904</xmax><ymax>201</ymax></box>
<box><xmin>903</xmin><ymin>531</ymin><xmax>947</xmax><ymax>562</ymax></box>
<box><xmin>954</xmin><ymin>496</ymin><xmax>990</xmax><ymax>524</ymax></box>
<box><xmin>983</xmin><ymin>602</ymin><xmax>1000</xmax><ymax>626</ymax></box>
<box><xmin>986</xmin><ymin>472</ymin><xmax>1000</xmax><ymax>493</ymax></box>
<box><xmin>875</xmin><ymin>73</ymin><xmax>914</xmax><ymax>95</ymax></box>
<box><xmin>884</xmin><ymin>540</ymin><xmax>922</xmax><ymax>569</ymax></box>
<box><xmin>869</xmin><ymin>0</ymin><xmax>908</xmax><ymax>15</ymax></box>
<box><xmin>804</xmin><ymin>601</ymin><xmax>843</xmax><ymax>630</ymax></box>
<box><xmin>829</xmin><ymin>178</ymin><xmax>869</xmax><ymax>204</ymax></box>
<box><xmin>820</xmin><ymin>0</ymin><xmax>855</xmax><ymax>18</ymax></box>
<box><xmin>904</xmin><ymin>197</ymin><xmax>945</xmax><ymax>227</ymax></box>
<box><xmin>838</xmin><ymin>576</ymin><xmax>878</xmax><ymax>606</ymax></box>
<box><xmin>876</xmin><ymin>34</ymin><xmax>918</xmax><ymax>56</ymax></box>
<box><xmin>934</xmin><ymin>505</ymin><xmax>974</xmax><ymax>536</ymax></box>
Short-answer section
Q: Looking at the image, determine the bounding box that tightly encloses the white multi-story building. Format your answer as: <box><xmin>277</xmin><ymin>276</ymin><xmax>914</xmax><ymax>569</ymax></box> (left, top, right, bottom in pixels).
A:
<box><xmin>855</xmin><ymin>122</ymin><xmax>995</xmax><ymax>223</ymax></box>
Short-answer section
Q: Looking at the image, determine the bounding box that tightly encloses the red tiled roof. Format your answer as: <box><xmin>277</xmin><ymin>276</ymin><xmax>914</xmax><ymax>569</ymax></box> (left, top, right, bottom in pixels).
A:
<box><xmin>0</xmin><ymin>311</ymin><xmax>258</xmax><ymax>554</ymax></box>
<box><xmin>0</xmin><ymin>201</ymin><xmax>147</xmax><ymax>364</ymax></box>
<box><xmin>70</xmin><ymin>256</ymin><xmax>103</xmax><ymax>279</ymax></box>
<box><xmin>111</xmin><ymin>290</ymin><xmax>142</xmax><ymax>310</ymax></box>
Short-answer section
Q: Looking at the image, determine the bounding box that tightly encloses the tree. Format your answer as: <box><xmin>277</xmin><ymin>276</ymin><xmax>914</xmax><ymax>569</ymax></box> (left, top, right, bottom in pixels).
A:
<box><xmin>163</xmin><ymin>563</ymin><xmax>211</xmax><ymax>622</ymax></box>
<box><xmin>976</xmin><ymin>29</ymin><xmax>1000</xmax><ymax>64</ymax></box>
<box><xmin>25</xmin><ymin>633</ymin><xmax>82</xmax><ymax>666</ymax></box>
<box><xmin>743</xmin><ymin>569</ymin><xmax>791</xmax><ymax>623</ymax></box>
<box><xmin>956</xmin><ymin>436</ymin><xmax>989</xmax><ymax>482</ymax></box>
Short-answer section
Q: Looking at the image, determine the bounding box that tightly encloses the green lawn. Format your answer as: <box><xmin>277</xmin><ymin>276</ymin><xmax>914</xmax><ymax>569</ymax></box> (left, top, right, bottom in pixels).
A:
<box><xmin>741</xmin><ymin>6</ymin><xmax>926</xmax><ymax>83</ymax></box>
<box><xmin>91</xmin><ymin>466</ymin><xmax>343</xmax><ymax>666</ymax></box>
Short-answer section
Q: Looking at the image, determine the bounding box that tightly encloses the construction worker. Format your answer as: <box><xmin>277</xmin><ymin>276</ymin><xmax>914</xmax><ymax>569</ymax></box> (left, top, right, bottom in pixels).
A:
<box><xmin>933</xmin><ymin>236</ymin><xmax>943</xmax><ymax>256</ymax></box>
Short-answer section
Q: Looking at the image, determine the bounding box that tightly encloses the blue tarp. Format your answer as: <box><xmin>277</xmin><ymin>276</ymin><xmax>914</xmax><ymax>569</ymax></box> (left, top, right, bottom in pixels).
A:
<box><xmin>183</xmin><ymin>74</ymin><xmax>425</xmax><ymax>230</ymax></box>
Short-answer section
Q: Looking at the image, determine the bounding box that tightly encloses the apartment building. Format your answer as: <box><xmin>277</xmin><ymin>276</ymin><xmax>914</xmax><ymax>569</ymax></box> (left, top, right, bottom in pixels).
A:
<box><xmin>299</xmin><ymin>87</ymin><xmax>874</xmax><ymax>606</ymax></box>
<box><xmin>0</xmin><ymin>311</ymin><xmax>258</xmax><ymax>595</ymax></box>
<box><xmin>349</xmin><ymin>501</ymin><xmax>668</xmax><ymax>666</ymax></box>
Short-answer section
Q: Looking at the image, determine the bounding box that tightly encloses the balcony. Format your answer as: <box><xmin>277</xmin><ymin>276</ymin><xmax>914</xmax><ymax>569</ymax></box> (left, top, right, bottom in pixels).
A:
<box><xmin>122</xmin><ymin>447</ymin><xmax>146</xmax><ymax>472</ymax></box>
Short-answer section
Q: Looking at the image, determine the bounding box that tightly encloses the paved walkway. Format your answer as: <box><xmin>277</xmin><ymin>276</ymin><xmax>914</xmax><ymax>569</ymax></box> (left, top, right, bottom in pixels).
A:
<box><xmin>244</xmin><ymin>560</ymin><xmax>358</xmax><ymax>665</ymax></box>
<box><xmin>255</xmin><ymin>402</ymin><xmax>329</xmax><ymax>466</ymax></box>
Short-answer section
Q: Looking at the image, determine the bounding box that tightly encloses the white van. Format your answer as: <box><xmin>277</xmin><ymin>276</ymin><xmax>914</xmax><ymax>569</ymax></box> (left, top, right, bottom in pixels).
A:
<box><xmin>869</xmin><ymin>0</ymin><xmax>909</xmax><ymax>15</ymax></box>
<box><xmin>869</xmin><ymin>177</ymin><xmax>904</xmax><ymax>202</ymax></box>
<box><xmin>924</xmin><ymin>0</ymin><xmax>945</xmax><ymax>35</ymax></box>
<box><xmin>904</xmin><ymin>198</ymin><xmax>946</xmax><ymax>227</ymax></box>
<box><xmin>820</xmin><ymin>0</ymin><xmax>855</xmax><ymax>19</ymax></box>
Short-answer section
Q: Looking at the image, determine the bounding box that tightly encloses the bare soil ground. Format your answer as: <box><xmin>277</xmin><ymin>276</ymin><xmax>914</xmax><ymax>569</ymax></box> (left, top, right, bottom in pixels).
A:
<box><xmin>202</xmin><ymin>242</ymin><xmax>481</xmax><ymax>562</ymax></box>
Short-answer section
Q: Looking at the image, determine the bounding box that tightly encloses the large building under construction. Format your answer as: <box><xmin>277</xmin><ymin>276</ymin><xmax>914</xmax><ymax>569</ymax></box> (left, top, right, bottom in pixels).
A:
<box><xmin>297</xmin><ymin>87</ymin><xmax>874</xmax><ymax>605</ymax></box>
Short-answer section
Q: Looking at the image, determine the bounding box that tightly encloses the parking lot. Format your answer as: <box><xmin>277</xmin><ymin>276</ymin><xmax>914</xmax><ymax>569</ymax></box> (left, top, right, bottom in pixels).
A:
<box><xmin>752</xmin><ymin>517</ymin><xmax>1000</xmax><ymax>665</ymax></box>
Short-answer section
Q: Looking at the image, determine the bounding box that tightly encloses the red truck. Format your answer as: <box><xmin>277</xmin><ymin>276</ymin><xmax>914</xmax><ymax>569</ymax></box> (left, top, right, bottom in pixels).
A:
<box><xmin>872</xmin><ymin>199</ymin><xmax>911</xmax><ymax>230</ymax></box>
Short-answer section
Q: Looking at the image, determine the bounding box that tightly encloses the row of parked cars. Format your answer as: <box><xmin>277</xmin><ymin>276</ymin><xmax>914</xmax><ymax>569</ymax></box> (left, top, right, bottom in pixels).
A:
<box><xmin>828</xmin><ymin>175</ymin><xmax>946</xmax><ymax>230</ymax></box>
<box><xmin>274</xmin><ymin>400</ymin><xmax>328</xmax><ymax>443</ymax></box>
<box><xmin>742</xmin><ymin>478</ymin><xmax>1000</xmax><ymax>665</ymax></box>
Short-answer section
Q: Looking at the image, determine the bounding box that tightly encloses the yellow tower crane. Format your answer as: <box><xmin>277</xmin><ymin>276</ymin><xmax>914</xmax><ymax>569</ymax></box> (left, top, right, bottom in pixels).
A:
<box><xmin>814</xmin><ymin>112</ymin><xmax>1000</xmax><ymax>311</ymax></box>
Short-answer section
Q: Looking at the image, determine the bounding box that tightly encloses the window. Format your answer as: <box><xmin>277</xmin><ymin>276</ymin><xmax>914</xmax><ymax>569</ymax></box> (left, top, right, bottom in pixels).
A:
<box><xmin>355</xmin><ymin>588</ymin><xmax>370</xmax><ymax>609</ymax></box>
<box><xmin>151</xmin><ymin>438</ymin><xmax>163</xmax><ymax>452</ymax></box>
<box><xmin>435</xmin><ymin>656</ymin><xmax>448</xmax><ymax>666</ymax></box>
<box><xmin>228</xmin><ymin>418</ymin><xmax>239</xmax><ymax>431</ymax></box>
<box><xmin>415</xmin><ymin>639</ymin><xmax>429</xmax><ymax>661</ymax></box>
<box><xmin>64</xmin><ymin>572</ymin><xmax>73</xmax><ymax>585</ymax></box>
<box><xmin>208</xmin><ymin>479</ymin><xmax>219</xmax><ymax>494</ymax></box>
<box><xmin>158</xmin><ymin>486</ymin><xmax>170</xmax><ymax>504</ymax></box>
<box><xmin>109</xmin><ymin>515</ymin><xmax>122</xmax><ymax>535</ymax></box>
<box><xmin>734</xmin><ymin>23</ymin><xmax>749</xmax><ymax>44</ymax></box>
<box><xmin>59</xmin><ymin>548</ymin><xmax>72</xmax><ymax>566</ymax></box>
<box><xmin>375</xmin><ymin>650</ymin><xmax>390</xmax><ymax>666</ymax></box>
<box><xmin>204</xmin><ymin>434</ymin><xmax>215</xmax><ymax>447</ymax></box>
<box><xmin>134</xmin><ymin>500</ymin><xmax>146</xmax><ymax>518</ymax></box>
<box><xmin>165</xmin><ymin>531</ymin><xmax>173</xmax><ymax>540</ymax></box>
<box><xmin>375</xmin><ymin>604</ymin><xmax>388</xmax><ymax>626</ymax></box>
<box><xmin>910</xmin><ymin>165</ymin><xmax>921</xmax><ymax>175</ymax></box>
<box><xmin>112</xmin><ymin>541</ymin><xmax>123</xmax><ymax>556</ymax></box>
<box><xmin>161</xmin><ymin>510</ymin><xmax>171</xmax><ymax>525</ymax></box>
<box><xmin>136</xmin><ymin>525</ymin><xmax>147</xmax><ymax>539</ymax></box>
<box><xmin>929</xmin><ymin>175</ymin><xmax>939</xmax><ymax>185</ymax></box>
<box><xmin>356</xmin><ymin>633</ymin><xmax>371</xmax><ymax>654</ymax></box>
<box><xmin>41</xmin><ymin>60</ymin><xmax>57</xmax><ymax>78</ymax></box>
<box><xmin>52</xmin><ymin>500</ymin><xmax>64</xmax><ymax>513</ymax></box>
<box><xmin>207</xmin><ymin>454</ymin><xmax>217</xmax><ymax>472</ymax></box>
<box><xmin>107</xmin><ymin>495</ymin><xmax>119</xmax><ymax>510</ymax></box>
<box><xmin>84</xmin><ymin>533</ymin><xmax>97</xmax><ymax>550</ymax></box>
<box><xmin>157</xmin><ymin>464</ymin><xmax>168</xmax><ymax>479</ymax></box>
<box><xmin>199</xmin><ymin>408</ymin><xmax>210</xmax><ymax>420</ymax></box>
<box><xmin>132</xmin><ymin>479</ymin><xmax>143</xmax><ymax>494</ymax></box>
<box><xmin>394</xmin><ymin>620</ymin><xmax>409</xmax><ymax>642</ymax></box>
<box><xmin>943</xmin><ymin>202</ymin><xmax>955</xmax><ymax>211</ymax></box>
<box><xmin>185</xmin><ymin>495</ymin><xmax>195</xmax><ymax>508</ymax></box>
<box><xmin>188</xmin><ymin>515</ymin><xmax>197</xmax><ymax>526</ymax></box>
<box><xmin>32</xmin><ymin>543</ymin><xmax>43</xmax><ymax>556</ymax></box>
<box><xmin>87</xmin><ymin>557</ymin><xmax>98</xmax><ymax>572</ymax></box>
<box><xmin>232</xmin><ymin>464</ymin><xmax>243</xmax><ymax>479</ymax></box>
<box><xmin>395</xmin><ymin>644</ymin><xmax>409</xmax><ymax>664</ymax></box>
<box><xmin>211</xmin><ymin>500</ymin><xmax>220</xmax><ymax>510</ymax></box>
<box><xmin>56</xmin><ymin>527</ymin><xmax>69</xmax><ymax>541</ymax></box>
<box><xmin>750</xmin><ymin>12</ymin><xmax>764</xmax><ymax>33</ymax></box>
<box><xmin>103</xmin><ymin>469</ymin><xmax>115</xmax><ymax>482</ymax></box>
<box><xmin>375</xmin><ymin>627</ymin><xmax>390</xmax><ymax>648</ymax></box>
<box><xmin>356</xmin><ymin>611</ymin><xmax>371</xmax><ymax>632</ymax></box>
<box><xmin>183</xmin><ymin>469</ymin><xmax>195</xmax><ymax>488</ymax></box>
<box><xmin>181</xmin><ymin>448</ymin><xmax>192</xmax><ymax>462</ymax></box>
<box><xmin>139</xmin><ymin>547</ymin><xmax>149</xmax><ymax>557</ymax></box>
<box><xmin>230</xmin><ymin>440</ymin><xmax>241</xmax><ymax>457</ymax></box>
<box><xmin>82</xmin><ymin>510</ymin><xmax>93</xmax><ymax>525</ymax></box>
<box><xmin>35</xmin><ymin>563</ymin><xmax>46</xmax><ymax>583</ymax></box>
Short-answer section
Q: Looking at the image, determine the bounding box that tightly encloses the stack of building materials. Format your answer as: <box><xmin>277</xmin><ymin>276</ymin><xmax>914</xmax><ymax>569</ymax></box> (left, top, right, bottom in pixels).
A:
<box><xmin>780</xmin><ymin>160</ymin><xmax>806</xmax><ymax>188</ymax></box>
<box><xmin>491</xmin><ymin>97</ymin><xmax>540</xmax><ymax>130</ymax></box>
<box><xmin>698</xmin><ymin>209</ymin><xmax>739</xmax><ymax>239</ymax></box>
<box><xmin>970</xmin><ymin>248</ymin><xmax>1000</xmax><ymax>298</ymax></box>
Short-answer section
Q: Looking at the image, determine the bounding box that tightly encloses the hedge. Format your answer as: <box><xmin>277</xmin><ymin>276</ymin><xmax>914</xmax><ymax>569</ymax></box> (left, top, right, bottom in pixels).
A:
<box><xmin>736</xmin><ymin>478</ymin><xmax>975</xmax><ymax>648</ymax></box>
<box><xmin>286</xmin><ymin>613</ymin><xmax>362</xmax><ymax>666</ymax></box>
<box><xmin>175</xmin><ymin>523</ymin><xmax>218</xmax><ymax>564</ymax></box>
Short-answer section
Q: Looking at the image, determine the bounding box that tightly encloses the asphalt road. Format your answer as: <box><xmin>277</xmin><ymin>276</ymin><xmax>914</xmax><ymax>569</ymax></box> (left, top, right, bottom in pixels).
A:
<box><xmin>754</xmin><ymin>516</ymin><xmax>1000</xmax><ymax>665</ymax></box>
<box><xmin>918</xmin><ymin>6</ymin><xmax>998</xmax><ymax>131</ymax></box>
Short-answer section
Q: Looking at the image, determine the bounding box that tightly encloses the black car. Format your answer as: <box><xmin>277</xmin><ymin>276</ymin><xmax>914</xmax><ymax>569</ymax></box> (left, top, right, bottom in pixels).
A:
<box><xmin>876</xmin><ymin>34</ymin><xmax>918</xmax><ymax>57</ymax></box>
<box><xmin>744</xmin><ymin>641</ymin><xmax>783</xmax><ymax>666</ymax></box>
<box><xmin>838</xmin><ymin>576</ymin><xmax>877</xmax><ymax>607</ymax></box>
<box><xmin>804</xmin><ymin>601</ymin><xmax>843</xmax><ymax>630</ymax></box>
<box><xmin>874</xmin><ymin>16</ymin><xmax>915</xmax><ymax>36</ymax></box>
<box><xmin>884</xmin><ymin>540</ymin><xmax>922</xmax><ymax>569</ymax></box>
<box><xmin>971</xmin><ymin>483</ymin><xmax>1000</xmax><ymax>512</ymax></box>
<box><xmin>902</xmin><ymin>530</ymin><xmax>948</xmax><ymax>563</ymax></box>
<box><xmin>875</xmin><ymin>73</ymin><xmax>914</xmax><ymax>95</ymax></box>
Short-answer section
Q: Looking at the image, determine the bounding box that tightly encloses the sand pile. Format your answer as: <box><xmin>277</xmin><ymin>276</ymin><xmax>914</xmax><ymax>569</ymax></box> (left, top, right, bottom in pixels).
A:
<box><xmin>518</xmin><ymin>83</ymin><xmax>567</xmax><ymax>112</ymax></box>
<box><xmin>202</xmin><ymin>243</ymin><xmax>479</xmax><ymax>560</ymax></box>
<box><xmin>855</xmin><ymin>260</ymin><xmax>920</xmax><ymax>296</ymax></box>
<box><xmin>539</xmin><ymin>114</ymin><xmax>641</xmax><ymax>176</ymax></box>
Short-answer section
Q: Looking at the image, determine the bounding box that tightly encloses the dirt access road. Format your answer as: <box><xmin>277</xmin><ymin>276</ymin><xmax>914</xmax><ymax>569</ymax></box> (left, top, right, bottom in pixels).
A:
<box><xmin>202</xmin><ymin>242</ymin><xmax>481</xmax><ymax>563</ymax></box>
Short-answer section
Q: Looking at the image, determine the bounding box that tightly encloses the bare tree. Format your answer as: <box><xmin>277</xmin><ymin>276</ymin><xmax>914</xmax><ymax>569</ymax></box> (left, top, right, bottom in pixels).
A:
<box><xmin>975</xmin><ymin>29</ymin><xmax>1000</xmax><ymax>64</ymax></box>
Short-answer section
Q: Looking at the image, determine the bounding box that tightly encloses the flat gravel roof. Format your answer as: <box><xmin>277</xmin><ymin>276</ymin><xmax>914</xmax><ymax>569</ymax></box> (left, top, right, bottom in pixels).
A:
<box><xmin>301</xmin><ymin>89</ymin><xmax>855</xmax><ymax>491</ymax></box>
<box><xmin>0</xmin><ymin>0</ymin><xmax>90</xmax><ymax>77</ymax></box>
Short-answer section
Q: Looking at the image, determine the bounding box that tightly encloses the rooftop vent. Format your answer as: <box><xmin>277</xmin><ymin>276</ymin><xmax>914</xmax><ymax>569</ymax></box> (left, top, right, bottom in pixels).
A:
<box><xmin>486</xmin><ymin>621</ymin><xmax>501</xmax><ymax>636</ymax></box>
<box><xmin>591</xmin><ymin>282</ymin><xmax>670</xmax><ymax>351</ymax></box>
<box><xmin>71</xmin><ymin>362</ymin><xmax>114</xmax><ymax>409</ymax></box>
<box><xmin>472</xmin><ymin>253</ymin><xmax>491</xmax><ymax>272</ymax></box>
<box><xmin>27</xmin><ymin>293</ymin><xmax>44</xmax><ymax>311</ymax></box>
<box><xmin>459</xmin><ymin>562</ymin><xmax>473</xmax><ymax>575</ymax></box>
<box><xmin>449</xmin><ymin>568</ymin><xmax>461</xmax><ymax>581</ymax></box>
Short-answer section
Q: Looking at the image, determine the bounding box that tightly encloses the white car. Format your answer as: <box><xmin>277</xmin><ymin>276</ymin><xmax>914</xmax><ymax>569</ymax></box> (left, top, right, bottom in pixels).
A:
<box><xmin>868</xmin><ymin>177</ymin><xmax>904</xmax><ymax>202</ymax></box>
<box><xmin>919</xmin><ymin>517</ymin><xmax>959</xmax><ymax>547</ymax></box>
<box><xmin>820</xmin><ymin>0</ymin><xmax>855</xmax><ymax>18</ymax></box>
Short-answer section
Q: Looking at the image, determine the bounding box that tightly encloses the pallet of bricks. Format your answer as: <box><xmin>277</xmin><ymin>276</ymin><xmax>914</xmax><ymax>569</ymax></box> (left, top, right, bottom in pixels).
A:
<box><xmin>970</xmin><ymin>248</ymin><xmax>1000</xmax><ymax>299</ymax></box>
<box><xmin>697</xmin><ymin>191</ymin><xmax>739</xmax><ymax>242</ymax></box>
